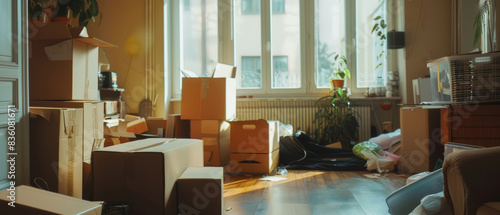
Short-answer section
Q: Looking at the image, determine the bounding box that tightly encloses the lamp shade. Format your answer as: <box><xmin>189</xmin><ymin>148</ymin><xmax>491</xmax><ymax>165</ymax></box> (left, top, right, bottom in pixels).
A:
<box><xmin>387</xmin><ymin>31</ymin><xmax>405</xmax><ymax>49</ymax></box>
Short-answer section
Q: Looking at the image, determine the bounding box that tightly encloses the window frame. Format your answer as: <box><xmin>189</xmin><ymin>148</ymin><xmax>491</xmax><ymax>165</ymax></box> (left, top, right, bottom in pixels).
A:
<box><xmin>170</xmin><ymin>0</ymin><xmax>388</xmax><ymax>98</ymax></box>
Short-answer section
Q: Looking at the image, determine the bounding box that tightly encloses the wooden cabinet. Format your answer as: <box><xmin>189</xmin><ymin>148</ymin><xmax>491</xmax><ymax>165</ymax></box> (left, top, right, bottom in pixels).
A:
<box><xmin>441</xmin><ymin>104</ymin><xmax>500</xmax><ymax>147</ymax></box>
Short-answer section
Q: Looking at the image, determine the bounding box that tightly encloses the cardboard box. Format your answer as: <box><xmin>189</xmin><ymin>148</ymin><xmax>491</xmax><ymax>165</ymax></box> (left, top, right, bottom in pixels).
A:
<box><xmin>103</xmin><ymin>100</ymin><xmax>119</xmax><ymax>116</ymax></box>
<box><xmin>0</xmin><ymin>186</ymin><xmax>102</xmax><ymax>215</ymax></box>
<box><xmin>181</xmin><ymin>78</ymin><xmax>236</xmax><ymax>120</ymax></box>
<box><xmin>146</xmin><ymin>118</ymin><xmax>168</xmax><ymax>137</ymax></box>
<box><xmin>126</xmin><ymin>118</ymin><xmax>148</xmax><ymax>134</ymax></box>
<box><xmin>230</xmin><ymin>149</ymin><xmax>279</xmax><ymax>174</ymax></box>
<box><xmin>230</xmin><ymin>120</ymin><xmax>280</xmax><ymax>154</ymax></box>
<box><xmin>92</xmin><ymin>138</ymin><xmax>204</xmax><ymax>215</ymax></box>
<box><xmin>399</xmin><ymin>107</ymin><xmax>444</xmax><ymax>174</ymax></box>
<box><xmin>30</xmin><ymin>100</ymin><xmax>104</xmax><ymax>161</ymax></box>
<box><xmin>177</xmin><ymin>167</ymin><xmax>224</xmax><ymax>215</ymax></box>
<box><xmin>29</xmin><ymin>22</ymin><xmax>116</xmax><ymax>101</ymax></box>
<box><xmin>166</xmin><ymin>114</ymin><xmax>190</xmax><ymax>138</ymax></box>
<box><xmin>190</xmin><ymin>120</ymin><xmax>230</xmax><ymax>166</ymax></box>
<box><xmin>29</xmin><ymin>107</ymin><xmax>83</xmax><ymax>198</ymax></box>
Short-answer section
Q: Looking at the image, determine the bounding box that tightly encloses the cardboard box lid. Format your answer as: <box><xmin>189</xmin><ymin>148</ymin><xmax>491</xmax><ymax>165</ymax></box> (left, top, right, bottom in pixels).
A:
<box><xmin>0</xmin><ymin>185</ymin><xmax>102</xmax><ymax>214</ymax></box>
<box><xmin>178</xmin><ymin>167</ymin><xmax>223</xmax><ymax>179</ymax></box>
<box><xmin>30</xmin><ymin>22</ymin><xmax>117</xmax><ymax>48</ymax></box>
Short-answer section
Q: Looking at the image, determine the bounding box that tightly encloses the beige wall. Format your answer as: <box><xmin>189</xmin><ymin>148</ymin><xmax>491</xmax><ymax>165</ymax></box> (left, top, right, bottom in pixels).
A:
<box><xmin>87</xmin><ymin>0</ymin><xmax>165</xmax><ymax>118</ymax></box>
<box><xmin>404</xmin><ymin>0</ymin><xmax>453</xmax><ymax>104</ymax></box>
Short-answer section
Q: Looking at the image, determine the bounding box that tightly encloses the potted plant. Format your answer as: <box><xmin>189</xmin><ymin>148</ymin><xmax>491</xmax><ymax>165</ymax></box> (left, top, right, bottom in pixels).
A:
<box><xmin>328</xmin><ymin>53</ymin><xmax>351</xmax><ymax>90</ymax></box>
<box><xmin>313</xmin><ymin>88</ymin><xmax>359</xmax><ymax>149</ymax></box>
<box><xmin>29</xmin><ymin>0</ymin><xmax>101</xmax><ymax>27</ymax></box>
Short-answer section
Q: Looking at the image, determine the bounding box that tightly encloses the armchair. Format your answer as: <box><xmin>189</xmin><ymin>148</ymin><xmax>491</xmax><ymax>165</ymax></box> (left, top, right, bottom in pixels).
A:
<box><xmin>443</xmin><ymin>146</ymin><xmax>500</xmax><ymax>215</ymax></box>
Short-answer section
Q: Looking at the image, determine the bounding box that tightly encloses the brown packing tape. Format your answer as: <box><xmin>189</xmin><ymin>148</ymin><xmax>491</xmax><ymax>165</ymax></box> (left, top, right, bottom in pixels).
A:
<box><xmin>92</xmin><ymin>104</ymin><xmax>98</xmax><ymax>139</ymax></box>
<box><xmin>62</xmin><ymin>110</ymin><xmax>76</xmax><ymax>196</ymax></box>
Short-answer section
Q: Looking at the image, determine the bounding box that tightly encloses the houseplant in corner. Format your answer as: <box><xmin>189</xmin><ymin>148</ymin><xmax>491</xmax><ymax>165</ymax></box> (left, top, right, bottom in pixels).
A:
<box><xmin>328</xmin><ymin>53</ymin><xmax>351</xmax><ymax>90</ymax></box>
<box><xmin>49</xmin><ymin>0</ymin><xmax>101</xmax><ymax>27</ymax></box>
<box><xmin>313</xmin><ymin>87</ymin><xmax>359</xmax><ymax>150</ymax></box>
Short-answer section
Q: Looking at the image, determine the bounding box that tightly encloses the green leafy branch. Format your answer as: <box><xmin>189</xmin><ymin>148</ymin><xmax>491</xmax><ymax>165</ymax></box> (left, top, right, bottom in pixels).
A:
<box><xmin>371</xmin><ymin>16</ymin><xmax>386</xmax><ymax>70</ymax></box>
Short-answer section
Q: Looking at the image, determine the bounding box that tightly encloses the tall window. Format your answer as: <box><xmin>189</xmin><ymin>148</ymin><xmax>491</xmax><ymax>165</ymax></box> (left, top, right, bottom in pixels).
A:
<box><xmin>179</xmin><ymin>0</ymin><xmax>218</xmax><ymax>79</ymax></box>
<box><xmin>356</xmin><ymin>0</ymin><xmax>387</xmax><ymax>88</ymax></box>
<box><xmin>172</xmin><ymin>0</ymin><xmax>389</xmax><ymax>97</ymax></box>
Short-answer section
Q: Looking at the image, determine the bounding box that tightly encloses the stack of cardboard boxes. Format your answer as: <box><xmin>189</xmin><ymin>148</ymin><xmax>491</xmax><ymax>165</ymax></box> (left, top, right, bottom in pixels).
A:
<box><xmin>181</xmin><ymin>73</ymin><xmax>237</xmax><ymax>166</ymax></box>
<box><xmin>28</xmin><ymin>22</ymin><xmax>114</xmax><ymax>199</ymax></box>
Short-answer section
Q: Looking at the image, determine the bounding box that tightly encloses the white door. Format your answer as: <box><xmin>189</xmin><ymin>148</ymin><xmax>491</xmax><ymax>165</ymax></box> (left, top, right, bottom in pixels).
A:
<box><xmin>0</xmin><ymin>0</ymin><xmax>29</xmax><ymax>189</ymax></box>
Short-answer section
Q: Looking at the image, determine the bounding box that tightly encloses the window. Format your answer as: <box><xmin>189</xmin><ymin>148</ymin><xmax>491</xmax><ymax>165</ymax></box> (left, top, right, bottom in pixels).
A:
<box><xmin>242</xmin><ymin>0</ymin><xmax>285</xmax><ymax>15</ymax></box>
<box><xmin>241</xmin><ymin>56</ymin><xmax>262</xmax><ymax>88</ymax></box>
<box><xmin>179</xmin><ymin>0</ymin><xmax>218</xmax><ymax>79</ymax></box>
<box><xmin>355</xmin><ymin>0</ymin><xmax>387</xmax><ymax>88</ymax></box>
<box><xmin>172</xmin><ymin>0</ymin><xmax>389</xmax><ymax>97</ymax></box>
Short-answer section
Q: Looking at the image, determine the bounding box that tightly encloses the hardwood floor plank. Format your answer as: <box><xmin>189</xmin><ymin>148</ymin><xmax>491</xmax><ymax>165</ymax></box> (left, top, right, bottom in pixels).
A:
<box><xmin>223</xmin><ymin>170</ymin><xmax>409</xmax><ymax>215</ymax></box>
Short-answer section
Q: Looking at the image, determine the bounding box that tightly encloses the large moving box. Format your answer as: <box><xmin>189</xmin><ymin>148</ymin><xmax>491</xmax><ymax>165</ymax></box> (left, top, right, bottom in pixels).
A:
<box><xmin>177</xmin><ymin>167</ymin><xmax>224</xmax><ymax>215</ymax></box>
<box><xmin>29</xmin><ymin>107</ymin><xmax>83</xmax><ymax>198</ymax></box>
<box><xmin>92</xmin><ymin>138</ymin><xmax>204</xmax><ymax>215</ymax></box>
<box><xmin>399</xmin><ymin>107</ymin><xmax>444</xmax><ymax>174</ymax></box>
<box><xmin>30</xmin><ymin>101</ymin><xmax>104</xmax><ymax>161</ymax></box>
<box><xmin>29</xmin><ymin>22</ymin><xmax>116</xmax><ymax>100</ymax></box>
<box><xmin>229</xmin><ymin>120</ymin><xmax>280</xmax><ymax>174</ymax></box>
<box><xmin>190</xmin><ymin>120</ymin><xmax>230</xmax><ymax>166</ymax></box>
<box><xmin>181</xmin><ymin>78</ymin><xmax>236</xmax><ymax>120</ymax></box>
<box><xmin>0</xmin><ymin>186</ymin><xmax>102</xmax><ymax>215</ymax></box>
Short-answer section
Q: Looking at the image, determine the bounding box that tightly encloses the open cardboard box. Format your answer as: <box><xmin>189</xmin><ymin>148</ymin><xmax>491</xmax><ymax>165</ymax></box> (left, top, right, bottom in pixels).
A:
<box><xmin>29</xmin><ymin>22</ymin><xmax>116</xmax><ymax>100</ymax></box>
<box><xmin>181</xmin><ymin>63</ymin><xmax>237</xmax><ymax>120</ymax></box>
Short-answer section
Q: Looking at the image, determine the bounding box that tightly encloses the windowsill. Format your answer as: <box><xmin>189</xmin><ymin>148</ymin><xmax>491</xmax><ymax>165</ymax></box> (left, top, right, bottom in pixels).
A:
<box><xmin>170</xmin><ymin>96</ymin><xmax>401</xmax><ymax>102</ymax></box>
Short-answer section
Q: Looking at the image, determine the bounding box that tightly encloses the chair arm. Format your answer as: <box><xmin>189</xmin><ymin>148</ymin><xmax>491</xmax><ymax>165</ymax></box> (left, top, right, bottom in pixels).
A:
<box><xmin>443</xmin><ymin>146</ymin><xmax>500</xmax><ymax>215</ymax></box>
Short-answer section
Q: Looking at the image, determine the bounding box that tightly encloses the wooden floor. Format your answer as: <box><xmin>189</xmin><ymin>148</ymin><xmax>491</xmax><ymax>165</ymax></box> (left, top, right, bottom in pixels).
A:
<box><xmin>223</xmin><ymin>170</ymin><xmax>409</xmax><ymax>215</ymax></box>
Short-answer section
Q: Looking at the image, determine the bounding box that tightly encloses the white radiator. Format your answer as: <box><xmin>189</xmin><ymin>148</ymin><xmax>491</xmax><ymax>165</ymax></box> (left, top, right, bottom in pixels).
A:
<box><xmin>236</xmin><ymin>99</ymin><xmax>371</xmax><ymax>142</ymax></box>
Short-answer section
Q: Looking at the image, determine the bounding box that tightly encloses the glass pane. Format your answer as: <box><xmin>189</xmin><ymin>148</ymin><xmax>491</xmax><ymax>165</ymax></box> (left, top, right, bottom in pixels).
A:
<box><xmin>272</xmin><ymin>0</ymin><xmax>301</xmax><ymax>89</ymax></box>
<box><xmin>241</xmin><ymin>56</ymin><xmax>262</xmax><ymax>88</ymax></box>
<box><xmin>356</xmin><ymin>0</ymin><xmax>387</xmax><ymax>88</ymax></box>
<box><xmin>235</xmin><ymin>0</ymin><xmax>263</xmax><ymax>89</ymax></box>
<box><xmin>180</xmin><ymin>0</ymin><xmax>218</xmax><ymax>80</ymax></box>
<box><xmin>314</xmin><ymin>0</ymin><xmax>346</xmax><ymax>89</ymax></box>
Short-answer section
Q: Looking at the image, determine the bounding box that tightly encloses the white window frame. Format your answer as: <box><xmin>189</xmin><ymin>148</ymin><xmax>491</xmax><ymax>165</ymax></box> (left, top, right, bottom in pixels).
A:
<box><xmin>170</xmin><ymin>0</ymin><xmax>387</xmax><ymax>98</ymax></box>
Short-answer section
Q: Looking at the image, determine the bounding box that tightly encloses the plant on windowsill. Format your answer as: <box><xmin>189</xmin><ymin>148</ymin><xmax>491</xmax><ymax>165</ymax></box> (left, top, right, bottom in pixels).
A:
<box><xmin>328</xmin><ymin>53</ymin><xmax>351</xmax><ymax>90</ymax></box>
<box><xmin>313</xmin><ymin>87</ymin><xmax>359</xmax><ymax>150</ymax></box>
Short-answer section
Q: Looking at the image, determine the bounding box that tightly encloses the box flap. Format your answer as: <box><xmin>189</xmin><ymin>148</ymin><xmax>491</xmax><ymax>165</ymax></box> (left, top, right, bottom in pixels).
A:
<box><xmin>29</xmin><ymin>22</ymin><xmax>117</xmax><ymax>47</ymax></box>
<box><xmin>213</xmin><ymin>63</ymin><xmax>237</xmax><ymax>78</ymax></box>
<box><xmin>179</xmin><ymin>167</ymin><xmax>223</xmax><ymax>179</ymax></box>
<box><xmin>75</xmin><ymin>37</ymin><xmax>118</xmax><ymax>48</ymax></box>
<box><xmin>0</xmin><ymin>185</ymin><xmax>102</xmax><ymax>214</ymax></box>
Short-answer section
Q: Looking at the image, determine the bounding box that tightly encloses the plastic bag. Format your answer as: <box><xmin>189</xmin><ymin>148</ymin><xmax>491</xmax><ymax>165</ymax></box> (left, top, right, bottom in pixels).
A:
<box><xmin>353</xmin><ymin>141</ymin><xmax>382</xmax><ymax>160</ymax></box>
<box><xmin>409</xmin><ymin>191</ymin><xmax>452</xmax><ymax>215</ymax></box>
<box><xmin>279</xmin><ymin>122</ymin><xmax>293</xmax><ymax>137</ymax></box>
<box><xmin>406</xmin><ymin>171</ymin><xmax>431</xmax><ymax>185</ymax></box>
<box><xmin>361</xmin><ymin>150</ymin><xmax>395</xmax><ymax>173</ymax></box>
<box><xmin>368</xmin><ymin>129</ymin><xmax>401</xmax><ymax>150</ymax></box>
